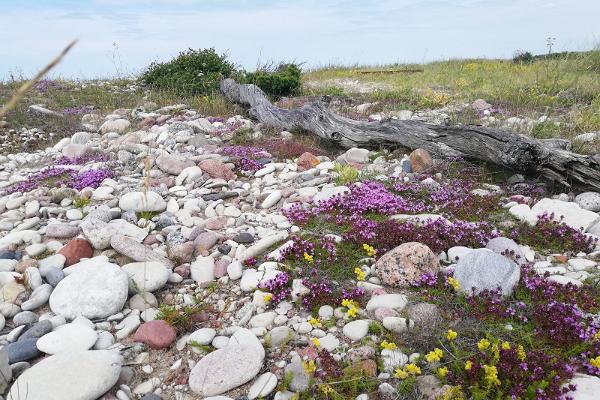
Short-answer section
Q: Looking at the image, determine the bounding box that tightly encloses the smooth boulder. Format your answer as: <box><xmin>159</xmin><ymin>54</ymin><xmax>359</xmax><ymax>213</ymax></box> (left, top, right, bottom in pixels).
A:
<box><xmin>453</xmin><ymin>249</ymin><xmax>520</xmax><ymax>296</ymax></box>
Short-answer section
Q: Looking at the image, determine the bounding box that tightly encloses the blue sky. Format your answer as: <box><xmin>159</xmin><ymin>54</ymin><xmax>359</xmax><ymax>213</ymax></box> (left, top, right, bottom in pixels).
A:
<box><xmin>0</xmin><ymin>0</ymin><xmax>598</xmax><ymax>79</ymax></box>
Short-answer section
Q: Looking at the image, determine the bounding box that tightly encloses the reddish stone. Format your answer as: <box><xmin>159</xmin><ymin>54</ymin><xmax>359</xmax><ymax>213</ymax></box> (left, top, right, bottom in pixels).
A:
<box><xmin>214</xmin><ymin>259</ymin><xmax>230</xmax><ymax>278</ymax></box>
<box><xmin>205</xmin><ymin>216</ymin><xmax>228</xmax><ymax>230</ymax></box>
<box><xmin>345</xmin><ymin>359</ymin><xmax>377</xmax><ymax>377</ymax></box>
<box><xmin>371</xmin><ymin>288</ymin><xmax>387</xmax><ymax>296</ymax></box>
<box><xmin>58</xmin><ymin>238</ymin><xmax>93</xmax><ymax>266</ymax></box>
<box><xmin>374</xmin><ymin>307</ymin><xmax>398</xmax><ymax>322</ymax></box>
<box><xmin>174</xmin><ymin>265</ymin><xmax>190</xmax><ymax>278</ymax></box>
<box><xmin>199</xmin><ymin>159</ymin><xmax>236</xmax><ymax>180</ymax></box>
<box><xmin>297</xmin><ymin>152</ymin><xmax>320</xmax><ymax>171</ymax></box>
<box><xmin>409</xmin><ymin>148</ymin><xmax>434</xmax><ymax>173</ymax></box>
<box><xmin>133</xmin><ymin>320</ymin><xmax>177</xmax><ymax>349</ymax></box>
<box><xmin>375</xmin><ymin>242</ymin><xmax>439</xmax><ymax>287</ymax></box>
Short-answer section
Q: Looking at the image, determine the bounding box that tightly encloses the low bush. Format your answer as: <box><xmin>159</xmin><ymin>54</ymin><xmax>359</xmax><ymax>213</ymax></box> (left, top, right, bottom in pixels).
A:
<box><xmin>244</xmin><ymin>63</ymin><xmax>302</xmax><ymax>97</ymax></box>
<box><xmin>140</xmin><ymin>48</ymin><xmax>237</xmax><ymax>95</ymax></box>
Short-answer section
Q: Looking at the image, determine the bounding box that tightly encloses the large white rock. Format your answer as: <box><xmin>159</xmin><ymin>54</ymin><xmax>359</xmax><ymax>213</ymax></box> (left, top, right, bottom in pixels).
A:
<box><xmin>190</xmin><ymin>256</ymin><xmax>215</xmax><ymax>285</ymax></box>
<box><xmin>248</xmin><ymin>372</ymin><xmax>277</xmax><ymax>400</ymax></box>
<box><xmin>531</xmin><ymin>198</ymin><xmax>600</xmax><ymax>232</ymax></box>
<box><xmin>189</xmin><ymin>328</ymin><xmax>265</xmax><ymax>397</ymax></box>
<box><xmin>49</xmin><ymin>263</ymin><xmax>128</xmax><ymax>319</ymax></box>
<box><xmin>568</xmin><ymin>374</ymin><xmax>600</xmax><ymax>400</ymax></box>
<box><xmin>100</xmin><ymin>118</ymin><xmax>130</xmax><ymax>134</ymax></box>
<box><xmin>366</xmin><ymin>294</ymin><xmax>408</xmax><ymax>312</ymax></box>
<box><xmin>7</xmin><ymin>350</ymin><xmax>122</xmax><ymax>400</ymax></box>
<box><xmin>119</xmin><ymin>191</ymin><xmax>166</xmax><ymax>213</ymax></box>
<box><xmin>122</xmin><ymin>261</ymin><xmax>170</xmax><ymax>294</ymax></box>
<box><xmin>313</xmin><ymin>186</ymin><xmax>349</xmax><ymax>204</ymax></box>
<box><xmin>36</xmin><ymin>322</ymin><xmax>98</xmax><ymax>354</ymax></box>
<box><xmin>343</xmin><ymin>319</ymin><xmax>371</xmax><ymax>341</ymax></box>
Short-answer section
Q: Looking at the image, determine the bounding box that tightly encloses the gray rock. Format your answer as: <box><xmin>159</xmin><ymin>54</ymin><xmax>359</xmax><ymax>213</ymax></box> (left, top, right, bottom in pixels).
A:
<box><xmin>0</xmin><ymin>348</ymin><xmax>11</xmax><ymax>392</ymax></box>
<box><xmin>119</xmin><ymin>191</ymin><xmax>166</xmax><ymax>213</ymax></box>
<box><xmin>19</xmin><ymin>320</ymin><xmax>53</xmax><ymax>341</ymax></box>
<box><xmin>283</xmin><ymin>361</ymin><xmax>310</xmax><ymax>392</ymax></box>
<box><xmin>453</xmin><ymin>249</ymin><xmax>520</xmax><ymax>296</ymax></box>
<box><xmin>21</xmin><ymin>283</ymin><xmax>53</xmax><ymax>311</ymax></box>
<box><xmin>45</xmin><ymin>267</ymin><xmax>65</xmax><ymax>286</ymax></box>
<box><xmin>13</xmin><ymin>311</ymin><xmax>38</xmax><ymax>326</ymax></box>
<box><xmin>111</xmin><ymin>235</ymin><xmax>173</xmax><ymax>268</ymax></box>
<box><xmin>6</xmin><ymin>338</ymin><xmax>41</xmax><ymax>363</ymax></box>
<box><xmin>576</xmin><ymin>192</ymin><xmax>600</xmax><ymax>212</ymax></box>
<box><xmin>122</xmin><ymin>262</ymin><xmax>170</xmax><ymax>294</ymax></box>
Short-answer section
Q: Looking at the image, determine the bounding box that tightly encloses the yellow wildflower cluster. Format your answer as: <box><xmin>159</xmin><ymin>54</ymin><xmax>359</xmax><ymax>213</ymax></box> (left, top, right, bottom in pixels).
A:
<box><xmin>263</xmin><ymin>293</ymin><xmax>273</xmax><ymax>303</ymax></box>
<box><xmin>437</xmin><ymin>367</ymin><xmax>449</xmax><ymax>378</ymax></box>
<box><xmin>308</xmin><ymin>317</ymin><xmax>322</xmax><ymax>327</ymax></box>
<box><xmin>341</xmin><ymin>298</ymin><xmax>360</xmax><ymax>318</ymax></box>
<box><xmin>447</xmin><ymin>277</ymin><xmax>460</xmax><ymax>291</ymax></box>
<box><xmin>380</xmin><ymin>340</ymin><xmax>397</xmax><ymax>351</ymax></box>
<box><xmin>318</xmin><ymin>384</ymin><xmax>335</xmax><ymax>395</ymax></box>
<box><xmin>425</xmin><ymin>348</ymin><xmax>444</xmax><ymax>363</ymax></box>
<box><xmin>302</xmin><ymin>360</ymin><xmax>316</xmax><ymax>374</ymax></box>
<box><xmin>303</xmin><ymin>252</ymin><xmax>313</xmax><ymax>263</ymax></box>
<box><xmin>501</xmin><ymin>341</ymin><xmax>511</xmax><ymax>350</ymax></box>
<box><xmin>477</xmin><ymin>339</ymin><xmax>491</xmax><ymax>351</ymax></box>
<box><xmin>593</xmin><ymin>331</ymin><xmax>600</xmax><ymax>342</ymax></box>
<box><xmin>354</xmin><ymin>267</ymin><xmax>366</xmax><ymax>281</ymax></box>
<box><xmin>482</xmin><ymin>364</ymin><xmax>501</xmax><ymax>386</ymax></box>
<box><xmin>394</xmin><ymin>363</ymin><xmax>421</xmax><ymax>379</ymax></box>
<box><xmin>311</xmin><ymin>337</ymin><xmax>321</xmax><ymax>348</ymax></box>
<box><xmin>362</xmin><ymin>243</ymin><xmax>377</xmax><ymax>257</ymax></box>
<box><xmin>465</xmin><ymin>360</ymin><xmax>473</xmax><ymax>371</ymax></box>
<box><xmin>447</xmin><ymin>329</ymin><xmax>458</xmax><ymax>341</ymax></box>
<box><xmin>590</xmin><ymin>356</ymin><xmax>600</xmax><ymax>368</ymax></box>
<box><xmin>517</xmin><ymin>345</ymin><xmax>526</xmax><ymax>361</ymax></box>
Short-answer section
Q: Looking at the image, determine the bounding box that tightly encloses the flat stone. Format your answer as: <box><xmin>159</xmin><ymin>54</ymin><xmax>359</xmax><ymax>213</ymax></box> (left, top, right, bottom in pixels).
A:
<box><xmin>188</xmin><ymin>328</ymin><xmax>264</xmax><ymax>397</ymax></box>
<box><xmin>248</xmin><ymin>372</ymin><xmax>277</xmax><ymax>400</ymax></box>
<box><xmin>119</xmin><ymin>191</ymin><xmax>166</xmax><ymax>213</ymax></box>
<box><xmin>366</xmin><ymin>294</ymin><xmax>408</xmax><ymax>312</ymax></box>
<box><xmin>36</xmin><ymin>322</ymin><xmax>98</xmax><ymax>354</ymax></box>
<box><xmin>111</xmin><ymin>235</ymin><xmax>173</xmax><ymax>268</ymax></box>
<box><xmin>575</xmin><ymin>192</ymin><xmax>600</xmax><ymax>212</ymax></box>
<box><xmin>343</xmin><ymin>319</ymin><xmax>370</xmax><ymax>341</ymax></box>
<box><xmin>133</xmin><ymin>320</ymin><xmax>177</xmax><ymax>350</ymax></box>
<box><xmin>7</xmin><ymin>350</ymin><xmax>122</xmax><ymax>400</ymax></box>
<box><xmin>531</xmin><ymin>198</ymin><xmax>600</xmax><ymax>232</ymax></box>
<box><xmin>6</xmin><ymin>338</ymin><xmax>41</xmax><ymax>363</ymax></box>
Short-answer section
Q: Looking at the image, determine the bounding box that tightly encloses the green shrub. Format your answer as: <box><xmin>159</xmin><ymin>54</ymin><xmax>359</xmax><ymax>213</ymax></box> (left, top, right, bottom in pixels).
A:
<box><xmin>140</xmin><ymin>48</ymin><xmax>237</xmax><ymax>95</ymax></box>
<box><xmin>244</xmin><ymin>63</ymin><xmax>302</xmax><ymax>97</ymax></box>
<box><xmin>512</xmin><ymin>50</ymin><xmax>534</xmax><ymax>64</ymax></box>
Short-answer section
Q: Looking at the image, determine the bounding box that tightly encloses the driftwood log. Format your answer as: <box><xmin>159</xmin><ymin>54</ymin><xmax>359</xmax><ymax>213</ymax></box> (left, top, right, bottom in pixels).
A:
<box><xmin>220</xmin><ymin>78</ymin><xmax>600</xmax><ymax>191</ymax></box>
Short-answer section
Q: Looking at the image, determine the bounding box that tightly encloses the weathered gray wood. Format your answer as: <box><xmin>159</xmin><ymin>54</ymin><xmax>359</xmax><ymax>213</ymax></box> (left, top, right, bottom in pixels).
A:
<box><xmin>220</xmin><ymin>78</ymin><xmax>600</xmax><ymax>191</ymax></box>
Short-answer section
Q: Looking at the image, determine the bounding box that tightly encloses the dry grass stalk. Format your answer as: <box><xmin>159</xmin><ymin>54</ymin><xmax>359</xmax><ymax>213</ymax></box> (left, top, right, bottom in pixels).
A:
<box><xmin>0</xmin><ymin>40</ymin><xmax>77</xmax><ymax>118</ymax></box>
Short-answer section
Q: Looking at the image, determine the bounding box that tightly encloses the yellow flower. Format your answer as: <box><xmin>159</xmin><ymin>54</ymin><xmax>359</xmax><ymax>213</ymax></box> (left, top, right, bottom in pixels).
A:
<box><xmin>263</xmin><ymin>293</ymin><xmax>273</xmax><ymax>303</ymax></box>
<box><xmin>362</xmin><ymin>243</ymin><xmax>377</xmax><ymax>257</ymax></box>
<box><xmin>311</xmin><ymin>337</ymin><xmax>321</xmax><ymax>348</ymax></box>
<box><xmin>447</xmin><ymin>277</ymin><xmax>460</xmax><ymax>291</ymax></box>
<box><xmin>308</xmin><ymin>317</ymin><xmax>322</xmax><ymax>327</ymax></box>
<box><xmin>437</xmin><ymin>367</ymin><xmax>449</xmax><ymax>378</ymax></box>
<box><xmin>483</xmin><ymin>365</ymin><xmax>501</xmax><ymax>386</ymax></box>
<box><xmin>303</xmin><ymin>252</ymin><xmax>313</xmax><ymax>263</ymax></box>
<box><xmin>302</xmin><ymin>360</ymin><xmax>316</xmax><ymax>374</ymax></box>
<box><xmin>447</xmin><ymin>329</ymin><xmax>458</xmax><ymax>341</ymax></box>
<box><xmin>593</xmin><ymin>332</ymin><xmax>600</xmax><ymax>342</ymax></box>
<box><xmin>425</xmin><ymin>348</ymin><xmax>444</xmax><ymax>363</ymax></box>
<box><xmin>318</xmin><ymin>384</ymin><xmax>335</xmax><ymax>395</ymax></box>
<box><xmin>477</xmin><ymin>339</ymin><xmax>491</xmax><ymax>351</ymax></box>
<box><xmin>465</xmin><ymin>360</ymin><xmax>473</xmax><ymax>371</ymax></box>
<box><xmin>501</xmin><ymin>342</ymin><xmax>511</xmax><ymax>350</ymax></box>
<box><xmin>346</xmin><ymin>306</ymin><xmax>359</xmax><ymax>318</ymax></box>
<box><xmin>380</xmin><ymin>340</ymin><xmax>397</xmax><ymax>351</ymax></box>
<box><xmin>354</xmin><ymin>267</ymin><xmax>366</xmax><ymax>281</ymax></box>
<box><xmin>590</xmin><ymin>356</ymin><xmax>600</xmax><ymax>368</ymax></box>
<box><xmin>517</xmin><ymin>345</ymin><xmax>526</xmax><ymax>361</ymax></box>
<box><xmin>394</xmin><ymin>368</ymin><xmax>408</xmax><ymax>379</ymax></box>
<box><xmin>341</xmin><ymin>298</ymin><xmax>357</xmax><ymax>308</ymax></box>
<box><xmin>405</xmin><ymin>363</ymin><xmax>422</xmax><ymax>375</ymax></box>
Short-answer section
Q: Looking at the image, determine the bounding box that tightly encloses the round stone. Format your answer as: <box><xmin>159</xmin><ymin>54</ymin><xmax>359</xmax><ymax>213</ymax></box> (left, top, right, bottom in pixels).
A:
<box><xmin>375</xmin><ymin>242</ymin><xmax>439</xmax><ymax>287</ymax></box>
<box><xmin>36</xmin><ymin>322</ymin><xmax>98</xmax><ymax>354</ymax></box>
<box><xmin>119</xmin><ymin>191</ymin><xmax>166</xmax><ymax>213</ymax></box>
<box><xmin>49</xmin><ymin>262</ymin><xmax>128</xmax><ymax>319</ymax></box>
<box><xmin>122</xmin><ymin>262</ymin><xmax>170</xmax><ymax>294</ymax></box>
<box><xmin>453</xmin><ymin>249</ymin><xmax>520</xmax><ymax>296</ymax></box>
<box><xmin>133</xmin><ymin>320</ymin><xmax>177</xmax><ymax>350</ymax></box>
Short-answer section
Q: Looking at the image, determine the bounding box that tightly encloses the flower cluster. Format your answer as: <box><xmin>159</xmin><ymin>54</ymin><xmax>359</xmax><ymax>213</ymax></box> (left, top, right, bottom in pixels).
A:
<box><xmin>6</xmin><ymin>166</ymin><xmax>113</xmax><ymax>194</ymax></box>
<box><xmin>511</xmin><ymin>212</ymin><xmax>597</xmax><ymax>253</ymax></box>
<box><xmin>257</xmin><ymin>272</ymin><xmax>292</xmax><ymax>304</ymax></box>
<box><xmin>34</xmin><ymin>79</ymin><xmax>67</xmax><ymax>92</ymax></box>
<box><xmin>220</xmin><ymin>145</ymin><xmax>270</xmax><ymax>172</ymax></box>
<box><xmin>62</xmin><ymin>105</ymin><xmax>94</xmax><ymax>115</ymax></box>
<box><xmin>55</xmin><ymin>152</ymin><xmax>110</xmax><ymax>166</ymax></box>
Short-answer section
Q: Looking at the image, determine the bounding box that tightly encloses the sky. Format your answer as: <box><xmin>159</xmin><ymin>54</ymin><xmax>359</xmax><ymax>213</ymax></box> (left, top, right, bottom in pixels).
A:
<box><xmin>0</xmin><ymin>0</ymin><xmax>599</xmax><ymax>79</ymax></box>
